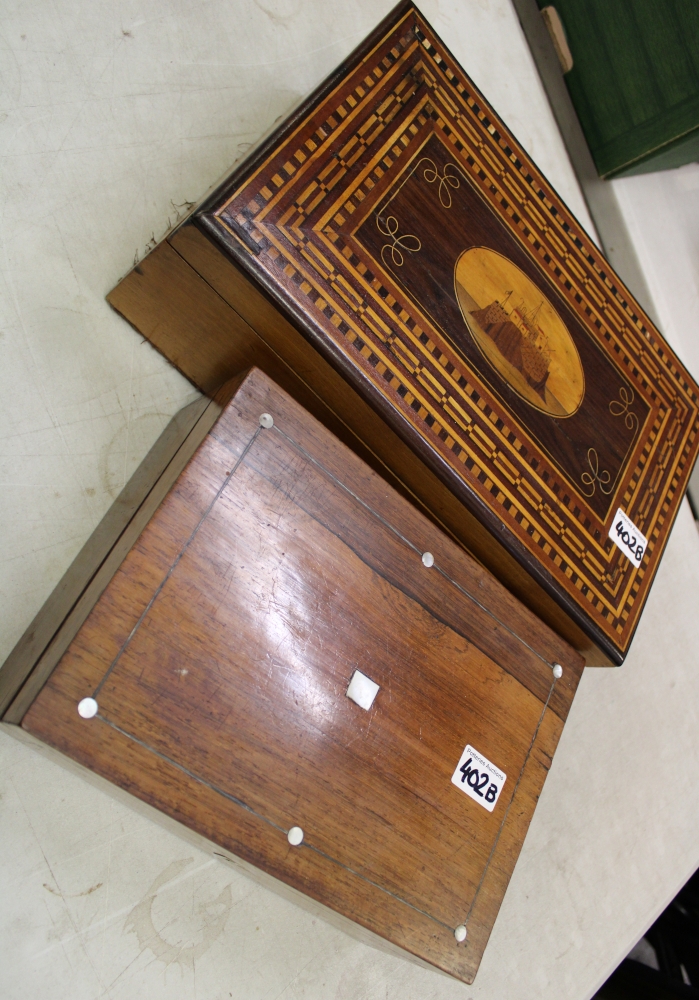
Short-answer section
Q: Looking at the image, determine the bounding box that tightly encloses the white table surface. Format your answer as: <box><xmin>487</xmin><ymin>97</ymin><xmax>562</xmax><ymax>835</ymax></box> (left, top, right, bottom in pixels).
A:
<box><xmin>2</xmin><ymin>2</ymin><xmax>699</xmax><ymax>998</ymax></box>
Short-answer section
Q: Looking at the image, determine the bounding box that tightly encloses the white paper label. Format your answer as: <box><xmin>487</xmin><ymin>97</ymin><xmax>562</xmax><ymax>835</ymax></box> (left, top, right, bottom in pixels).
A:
<box><xmin>451</xmin><ymin>744</ymin><xmax>506</xmax><ymax>812</ymax></box>
<box><xmin>609</xmin><ymin>508</ymin><xmax>648</xmax><ymax>567</ymax></box>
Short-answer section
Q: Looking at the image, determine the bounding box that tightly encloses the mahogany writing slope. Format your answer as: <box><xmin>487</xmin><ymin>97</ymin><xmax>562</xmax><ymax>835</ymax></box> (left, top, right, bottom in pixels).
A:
<box><xmin>107</xmin><ymin>1</ymin><xmax>699</xmax><ymax>666</ymax></box>
<box><xmin>1</xmin><ymin>369</ymin><xmax>584</xmax><ymax>984</ymax></box>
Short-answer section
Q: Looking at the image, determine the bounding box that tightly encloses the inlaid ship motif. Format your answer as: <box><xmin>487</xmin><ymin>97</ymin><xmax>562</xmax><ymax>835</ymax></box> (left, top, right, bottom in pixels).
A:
<box><xmin>471</xmin><ymin>292</ymin><xmax>552</xmax><ymax>402</ymax></box>
<box><xmin>455</xmin><ymin>247</ymin><xmax>584</xmax><ymax>417</ymax></box>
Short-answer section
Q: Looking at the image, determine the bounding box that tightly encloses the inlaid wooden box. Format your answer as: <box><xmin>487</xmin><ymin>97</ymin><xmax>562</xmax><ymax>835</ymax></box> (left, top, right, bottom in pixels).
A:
<box><xmin>107</xmin><ymin>1</ymin><xmax>699</xmax><ymax>666</ymax></box>
<box><xmin>0</xmin><ymin>369</ymin><xmax>584</xmax><ymax>984</ymax></box>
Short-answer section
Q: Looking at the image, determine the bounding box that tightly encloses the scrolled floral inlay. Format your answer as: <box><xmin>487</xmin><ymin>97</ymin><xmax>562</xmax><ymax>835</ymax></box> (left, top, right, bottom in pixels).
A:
<box><xmin>420</xmin><ymin>157</ymin><xmax>460</xmax><ymax>208</ymax></box>
<box><xmin>609</xmin><ymin>386</ymin><xmax>639</xmax><ymax>432</ymax></box>
<box><xmin>580</xmin><ymin>448</ymin><xmax>613</xmax><ymax>497</ymax></box>
<box><xmin>377</xmin><ymin>214</ymin><xmax>421</xmax><ymax>267</ymax></box>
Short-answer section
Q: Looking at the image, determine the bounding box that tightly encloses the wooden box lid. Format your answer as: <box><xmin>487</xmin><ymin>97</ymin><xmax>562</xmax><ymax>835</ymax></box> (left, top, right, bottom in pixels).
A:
<box><xmin>12</xmin><ymin>368</ymin><xmax>584</xmax><ymax>984</ymax></box>
<box><xmin>108</xmin><ymin>2</ymin><xmax>699</xmax><ymax>666</ymax></box>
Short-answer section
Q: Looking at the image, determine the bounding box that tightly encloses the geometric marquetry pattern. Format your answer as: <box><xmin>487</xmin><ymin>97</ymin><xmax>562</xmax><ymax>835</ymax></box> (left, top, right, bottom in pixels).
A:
<box><xmin>211</xmin><ymin>5</ymin><xmax>699</xmax><ymax>651</ymax></box>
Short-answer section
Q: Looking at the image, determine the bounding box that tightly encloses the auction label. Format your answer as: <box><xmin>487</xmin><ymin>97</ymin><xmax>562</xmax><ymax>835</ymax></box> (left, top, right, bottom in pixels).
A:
<box><xmin>451</xmin><ymin>744</ymin><xmax>506</xmax><ymax>813</ymax></box>
<box><xmin>609</xmin><ymin>508</ymin><xmax>648</xmax><ymax>567</ymax></box>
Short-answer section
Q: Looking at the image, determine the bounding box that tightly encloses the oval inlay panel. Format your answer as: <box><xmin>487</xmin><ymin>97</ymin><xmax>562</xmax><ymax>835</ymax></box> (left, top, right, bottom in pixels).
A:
<box><xmin>455</xmin><ymin>247</ymin><xmax>584</xmax><ymax>417</ymax></box>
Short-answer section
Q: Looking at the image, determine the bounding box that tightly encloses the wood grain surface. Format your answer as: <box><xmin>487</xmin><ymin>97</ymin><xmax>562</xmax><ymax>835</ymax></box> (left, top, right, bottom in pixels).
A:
<box><xmin>21</xmin><ymin>368</ymin><xmax>583</xmax><ymax>983</ymax></box>
<box><xmin>105</xmin><ymin>0</ymin><xmax>699</xmax><ymax>666</ymax></box>
<box><xmin>0</xmin><ymin>394</ymin><xmax>228</xmax><ymax>723</ymax></box>
<box><xmin>540</xmin><ymin>0</ymin><xmax>699</xmax><ymax>178</ymax></box>
<box><xmin>197</xmin><ymin>0</ymin><xmax>699</xmax><ymax>667</ymax></box>
<box><xmin>107</xmin><ymin>0</ymin><xmax>699</xmax><ymax>664</ymax></box>
<box><xmin>166</xmin><ymin>222</ymin><xmax>600</xmax><ymax>662</ymax></box>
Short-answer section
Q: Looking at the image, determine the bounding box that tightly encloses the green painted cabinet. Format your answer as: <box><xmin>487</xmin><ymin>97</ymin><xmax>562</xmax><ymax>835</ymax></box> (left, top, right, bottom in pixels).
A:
<box><xmin>538</xmin><ymin>1</ymin><xmax>699</xmax><ymax>178</ymax></box>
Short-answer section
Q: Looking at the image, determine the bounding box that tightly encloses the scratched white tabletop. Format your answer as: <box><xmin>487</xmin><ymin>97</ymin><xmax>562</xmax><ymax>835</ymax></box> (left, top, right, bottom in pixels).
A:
<box><xmin>2</xmin><ymin>2</ymin><xmax>699</xmax><ymax>999</ymax></box>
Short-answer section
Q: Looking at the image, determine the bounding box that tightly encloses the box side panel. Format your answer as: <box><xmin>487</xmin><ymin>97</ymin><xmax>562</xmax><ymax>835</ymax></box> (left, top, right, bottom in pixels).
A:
<box><xmin>609</xmin><ymin>126</ymin><xmax>699</xmax><ymax>179</ymax></box>
<box><xmin>108</xmin><ymin>240</ymin><xmax>429</xmax><ymax>501</ymax></box>
<box><xmin>1</xmin><ymin>394</ymin><xmax>228</xmax><ymax>722</ymax></box>
<box><xmin>0</xmin><ymin>395</ymin><xmax>212</xmax><ymax>716</ymax></box>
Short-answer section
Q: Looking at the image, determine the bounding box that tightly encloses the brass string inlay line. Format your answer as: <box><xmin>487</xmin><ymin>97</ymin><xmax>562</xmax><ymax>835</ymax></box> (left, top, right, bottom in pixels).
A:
<box><xmin>97</xmin><ymin>713</ymin><xmax>453</xmax><ymax>932</ymax></box>
<box><xmin>460</xmin><ymin>678</ymin><xmax>557</xmax><ymax>937</ymax></box>
<box><xmin>93</xmin><ymin>427</ymin><xmax>262</xmax><ymax>699</ymax></box>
